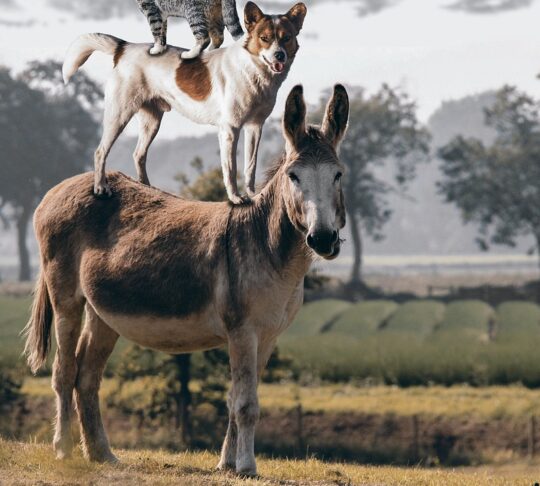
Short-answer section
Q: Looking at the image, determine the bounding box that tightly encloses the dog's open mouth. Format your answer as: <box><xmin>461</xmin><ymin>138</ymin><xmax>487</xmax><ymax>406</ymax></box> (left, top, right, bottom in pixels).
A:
<box><xmin>263</xmin><ymin>55</ymin><xmax>285</xmax><ymax>74</ymax></box>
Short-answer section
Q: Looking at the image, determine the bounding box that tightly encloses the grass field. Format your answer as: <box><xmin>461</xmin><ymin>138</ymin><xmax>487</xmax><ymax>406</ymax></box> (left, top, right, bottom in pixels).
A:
<box><xmin>21</xmin><ymin>377</ymin><xmax>540</xmax><ymax>420</ymax></box>
<box><xmin>3</xmin><ymin>295</ymin><xmax>540</xmax><ymax>386</ymax></box>
<box><xmin>1</xmin><ymin>439</ymin><xmax>540</xmax><ymax>486</ymax></box>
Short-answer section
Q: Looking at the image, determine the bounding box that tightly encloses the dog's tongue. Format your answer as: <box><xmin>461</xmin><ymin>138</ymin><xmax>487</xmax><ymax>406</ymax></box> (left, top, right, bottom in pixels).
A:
<box><xmin>273</xmin><ymin>62</ymin><xmax>285</xmax><ymax>73</ymax></box>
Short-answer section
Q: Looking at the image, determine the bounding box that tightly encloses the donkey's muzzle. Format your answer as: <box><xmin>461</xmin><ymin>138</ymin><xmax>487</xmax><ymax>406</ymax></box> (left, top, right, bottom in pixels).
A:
<box><xmin>306</xmin><ymin>230</ymin><xmax>339</xmax><ymax>258</ymax></box>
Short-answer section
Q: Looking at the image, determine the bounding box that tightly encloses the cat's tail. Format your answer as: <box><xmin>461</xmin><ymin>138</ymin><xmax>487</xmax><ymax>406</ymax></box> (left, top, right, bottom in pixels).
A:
<box><xmin>62</xmin><ymin>33</ymin><xmax>126</xmax><ymax>84</ymax></box>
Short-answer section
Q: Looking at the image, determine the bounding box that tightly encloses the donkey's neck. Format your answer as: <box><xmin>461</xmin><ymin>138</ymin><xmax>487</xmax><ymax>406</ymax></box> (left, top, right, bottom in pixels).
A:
<box><xmin>230</xmin><ymin>174</ymin><xmax>311</xmax><ymax>282</ymax></box>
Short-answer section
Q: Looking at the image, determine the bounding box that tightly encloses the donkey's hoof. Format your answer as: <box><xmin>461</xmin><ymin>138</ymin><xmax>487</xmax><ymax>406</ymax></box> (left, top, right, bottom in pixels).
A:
<box><xmin>236</xmin><ymin>467</ymin><xmax>257</xmax><ymax>478</ymax></box>
<box><xmin>55</xmin><ymin>450</ymin><xmax>72</xmax><ymax>460</ymax></box>
<box><xmin>89</xmin><ymin>451</ymin><xmax>119</xmax><ymax>464</ymax></box>
<box><xmin>216</xmin><ymin>459</ymin><xmax>236</xmax><ymax>472</ymax></box>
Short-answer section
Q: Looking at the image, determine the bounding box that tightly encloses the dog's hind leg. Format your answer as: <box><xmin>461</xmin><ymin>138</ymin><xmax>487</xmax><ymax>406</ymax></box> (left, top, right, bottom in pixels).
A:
<box><xmin>133</xmin><ymin>100</ymin><xmax>165</xmax><ymax>186</ymax></box>
<box><xmin>75</xmin><ymin>304</ymin><xmax>118</xmax><ymax>463</ymax></box>
<box><xmin>94</xmin><ymin>84</ymin><xmax>137</xmax><ymax>197</ymax></box>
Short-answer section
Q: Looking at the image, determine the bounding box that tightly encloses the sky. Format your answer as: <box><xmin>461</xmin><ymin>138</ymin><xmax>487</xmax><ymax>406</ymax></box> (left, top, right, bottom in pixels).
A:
<box><xmin>2</xmin><ymin>0</ymin><xmax>540</xmax><ymax>138</ymax></box>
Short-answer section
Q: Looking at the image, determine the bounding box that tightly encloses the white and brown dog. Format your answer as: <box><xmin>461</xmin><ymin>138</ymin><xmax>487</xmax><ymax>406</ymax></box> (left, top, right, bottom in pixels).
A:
<box><xmin>62</xmin><ymin>1</ymin><xmax>307</xmax><ymax>204</ymax></box>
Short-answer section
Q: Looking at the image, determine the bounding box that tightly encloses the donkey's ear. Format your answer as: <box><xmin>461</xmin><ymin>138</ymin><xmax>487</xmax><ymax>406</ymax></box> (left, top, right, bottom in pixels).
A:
<box><xmin>321</xmin><ymin>84</ymin><xmax>349</xmax><ymax>148</ymax></box>
<box><xmin>285</xmin><ymin>3</ymin><xmax>307</xmax><ymax>34</ymax></box>
<box><xmin>283</xmin><ymin>85</ymin><xmax>306</xmax><ymax>150</ymax></box>
<box><xmin>245</xmin><ymin>2</ymin><xmax>265</xmax><ymax>33</ymax></box>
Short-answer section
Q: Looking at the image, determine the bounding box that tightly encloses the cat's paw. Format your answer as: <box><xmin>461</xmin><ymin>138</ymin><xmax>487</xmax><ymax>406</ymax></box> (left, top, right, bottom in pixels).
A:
<box><xmin>149</xmin><ymin>44</ymin><xmax>167</xmax><ymax>55</ymax></box>
<box><xmin>246</xmin><ymin>187</ymin><xmax>257</xmax><ymax>198</ymax></box>
<box><xmin>181</xmin><ymin>45</ymin><xmax>204</xmax><ymax>59</ymax></box>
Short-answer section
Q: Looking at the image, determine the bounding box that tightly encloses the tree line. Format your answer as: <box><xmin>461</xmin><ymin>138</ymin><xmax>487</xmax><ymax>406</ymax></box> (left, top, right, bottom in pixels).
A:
<box><xmin>1</xmin><ymin>60</ymin><xmax>540</xmax><ymax>282</ymax></box>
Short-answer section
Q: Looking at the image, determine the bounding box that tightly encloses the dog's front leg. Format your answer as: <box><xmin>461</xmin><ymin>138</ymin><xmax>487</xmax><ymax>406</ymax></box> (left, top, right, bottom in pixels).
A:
<box><xmin>219</xmin><ymin>125</ymin><xmax>245</xmax><ymax>204</ymax></box>
<box><xmin>243</xmin><ymin>124</ymin><xmax>263</xmax><ymax>198</ymax></box>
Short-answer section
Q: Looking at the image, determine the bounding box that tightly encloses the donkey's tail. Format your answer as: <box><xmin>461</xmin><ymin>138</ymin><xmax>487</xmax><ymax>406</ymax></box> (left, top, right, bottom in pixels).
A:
<box><xmin>62</xmin><ymin>33</ymin><xmax>126</xmax><ymax>84</ymax></box>
<box><xmin>22</xmin><ymin>272</ymin><xmax>53</xmax><ymax>374</ymax></box>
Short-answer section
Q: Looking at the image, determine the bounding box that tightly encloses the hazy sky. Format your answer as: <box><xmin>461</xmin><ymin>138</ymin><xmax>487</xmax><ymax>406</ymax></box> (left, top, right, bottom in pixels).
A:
<box><xmin>2</xmin><ymin>0</ymin><xmax>540</xmax><ymax>138</ymax></box>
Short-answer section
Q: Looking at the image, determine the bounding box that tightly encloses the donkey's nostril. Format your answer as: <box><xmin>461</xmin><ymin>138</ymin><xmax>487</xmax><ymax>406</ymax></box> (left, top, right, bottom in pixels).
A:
<box><xmin>306</xmin><ymin>233</ymin><xmax>315</xmax><ymax>249</ymax></box>
<box><xmin>274</xmin><ymin>51</ymin><xmax>285</xmax><ymax>62</ymax></box>
<box><xmin>331</xmin><ymin>230</ymin><xmax>338</xmax><ymax>243</ymax></box>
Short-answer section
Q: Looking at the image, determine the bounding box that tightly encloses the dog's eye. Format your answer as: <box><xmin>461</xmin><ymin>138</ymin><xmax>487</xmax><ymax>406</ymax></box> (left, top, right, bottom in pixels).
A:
<box><xmin>289</xmin><ymin>172</ymin><xmax>300</xmax><ymax>184</ymax></box>
<box><xmin>334</xmin><ymin>172</ymin><xmax>342</xmax><ymax>183</ymax></box>
<box><xmin>260</xmin><ymin>36</ymin><xmax>270</xmax><ymax>43</ymax></box>
<box><xmin>282</xmin><ymin>35</ymin><xmax>291</xmax><ymax>42</ymax></box>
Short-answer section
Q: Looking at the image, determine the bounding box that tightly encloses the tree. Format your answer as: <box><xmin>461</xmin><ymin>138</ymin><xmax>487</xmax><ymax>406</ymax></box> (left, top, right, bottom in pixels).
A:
<box><xmin>438</xmin><ymin>85</ymin><xmax>540</xmax><ymax>273</ymax></box>
<box><xmin>323</xmin><ymin>85</ymin><xmax>430</xmax><ymax>284</ymax></box>
<box><xmin>0</xmin><ymin>61</ymin><xmax>101</xmax><ymax>280</ymax></box>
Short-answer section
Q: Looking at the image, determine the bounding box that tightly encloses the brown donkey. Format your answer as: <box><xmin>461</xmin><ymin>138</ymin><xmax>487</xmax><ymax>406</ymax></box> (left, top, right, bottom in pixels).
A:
<box><xmin>23</xmin><ymin>84</ymin><xmax>349</xmax><ymax>476</ymax></box>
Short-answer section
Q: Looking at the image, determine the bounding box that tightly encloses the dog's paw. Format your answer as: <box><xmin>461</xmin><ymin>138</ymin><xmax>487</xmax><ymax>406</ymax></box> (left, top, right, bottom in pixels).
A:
<box><xmin>149</xmin><ymin>44</ymin><xmax>167</xmax><ymax>55</ymax></box>
<box><xmin>246</xmin><ymin>187</ymin><xmax>257</xmax><ymax>198</ymax></box>
<box><xmin>94</xmin><ymin>182</ymin><xmax>112</xmax><ymax>199</ymax></box>
<box><xmin>228</xmin><ymin>193</ymin><xmax>251</xmax><ymax>205</ymax></box>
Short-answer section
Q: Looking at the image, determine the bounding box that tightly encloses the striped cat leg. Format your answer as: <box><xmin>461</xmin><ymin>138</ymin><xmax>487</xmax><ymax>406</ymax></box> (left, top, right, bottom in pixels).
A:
<box><xmin>145</xmin><ymin>6</ymin><xmax>167</xmax><ymax>55</ymax></box>
<box><xmin>181</xmin><ymin>3</ymin><xmax>210</xmax><ymax>59</ymax></box>
<box><xmin>209</xmin><ymin>19</ymin><xmax>224</xmax><ymax>51</ymax></box>
<box><xmin>222</xmin><ymin>0</ymin><xmax>244</xmax><ymax>40</ymax></box>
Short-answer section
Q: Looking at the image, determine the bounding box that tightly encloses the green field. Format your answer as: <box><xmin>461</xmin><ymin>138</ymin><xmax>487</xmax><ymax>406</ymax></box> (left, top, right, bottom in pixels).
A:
<box><xmin>2</xmin><ymin>295</ymin><xmax>540</xmax><ymax>386</ymax></box>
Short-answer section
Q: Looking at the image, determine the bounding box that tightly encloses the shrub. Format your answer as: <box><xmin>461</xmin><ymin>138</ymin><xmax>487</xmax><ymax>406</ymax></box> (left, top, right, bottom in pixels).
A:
<box><xmin>285</xmin><ymin>299</ymin><xmax>351</xmax><ymax>336</ymax></box>
<box><xmin>383</xmin><ymin>300</ymin><xmax>445</xmax><ymax>337</ymax></box>
<box><xmin>328</xmin><ymin>300</ymin><xmax>398</xmax><ymax>337</ymax></box>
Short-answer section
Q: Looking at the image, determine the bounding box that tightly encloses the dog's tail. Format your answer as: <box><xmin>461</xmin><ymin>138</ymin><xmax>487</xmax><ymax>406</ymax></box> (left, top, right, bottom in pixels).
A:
<box><xmin>62</xmin><ymin>33</ymin><xmax>126</xmax><ymax>84</ymax></box>
<box><xmin>22</xmin><ymin>272</ymin><xmax>53</xmax><ymax>374</ymax></box>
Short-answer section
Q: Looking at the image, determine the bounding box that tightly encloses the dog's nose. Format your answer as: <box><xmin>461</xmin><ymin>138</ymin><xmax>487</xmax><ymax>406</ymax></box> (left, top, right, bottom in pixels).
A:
<box><xmin>274</xmin><ymin>51</ymin><xmax>286</xmax><ymax>62</ymax></box>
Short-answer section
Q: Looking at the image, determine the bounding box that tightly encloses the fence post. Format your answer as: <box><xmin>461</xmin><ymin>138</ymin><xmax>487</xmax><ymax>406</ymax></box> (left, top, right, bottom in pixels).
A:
<box><xmin>529</xmin><ymin>415</ymin><xmax>536</xmax><ymax>459</ymax></box>
<box><xmin>412</xmin><ymin>414</ymin><xmax>420</xmax><ymax>462</ymax></box>
<box><xmin>296</xmin><ymin>403</ymin><xmax>304</xmax><ymax>457</ymax></box>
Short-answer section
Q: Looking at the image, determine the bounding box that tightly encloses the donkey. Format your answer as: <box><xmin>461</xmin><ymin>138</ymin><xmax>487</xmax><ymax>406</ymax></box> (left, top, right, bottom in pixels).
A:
<box><xmin>23</xmin><ymin>84</ymin><xmax>349</xmax><ymax>476</ymax></box>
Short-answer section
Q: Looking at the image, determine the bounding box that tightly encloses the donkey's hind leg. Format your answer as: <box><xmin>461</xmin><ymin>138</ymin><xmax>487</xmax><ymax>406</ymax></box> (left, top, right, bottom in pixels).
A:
<box><xmin>51</xmin><ymin>298</ymin><xmax>85</xmax><ymax>459</ymax></box>
<box><xmin>75</xmin><ymin>304</ymin><xmax>119</xmax><ymax>463</ymax></box>
<box><xmin>133</xmin><ymin>100</ymin><xmax>165</xmax><ymax>186</ymax></box>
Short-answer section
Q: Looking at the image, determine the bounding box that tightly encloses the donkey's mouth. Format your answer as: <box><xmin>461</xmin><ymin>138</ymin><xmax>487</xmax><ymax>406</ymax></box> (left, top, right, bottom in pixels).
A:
<box><xmin>323</xmin><ymin>238</ymin><xmax>341</xmax><ymax>260</ymax></box>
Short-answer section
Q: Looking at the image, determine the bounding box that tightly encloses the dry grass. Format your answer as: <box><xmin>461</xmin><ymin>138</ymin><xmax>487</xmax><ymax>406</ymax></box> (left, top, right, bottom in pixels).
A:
<box><xmin>23</xmin><ymin>378</ymin><xmax>540</xmax><ymax>420</ymax></box>
<box><xmin>1</xmin><ymin>438</ymin><xmax>540</xmax><ymax>485</ymax></box>
<box><xmin>258</xmin><ymin>383</ymin><xmax>540</xmax><ymax>419</ymax></box>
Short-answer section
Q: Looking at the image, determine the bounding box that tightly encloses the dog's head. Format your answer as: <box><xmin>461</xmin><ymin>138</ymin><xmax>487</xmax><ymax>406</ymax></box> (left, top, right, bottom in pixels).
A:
<box><xmin>244</xmin><ymin>1</ymin><xmax>307</xmax><ymax>75</ymax></box>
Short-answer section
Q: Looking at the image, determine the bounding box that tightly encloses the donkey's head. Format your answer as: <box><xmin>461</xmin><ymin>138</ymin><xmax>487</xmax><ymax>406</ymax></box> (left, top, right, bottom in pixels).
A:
<box><xmin>281</xmin><ymin>84</ymin><xmax>349</xmax><ymax>259</ymax></box>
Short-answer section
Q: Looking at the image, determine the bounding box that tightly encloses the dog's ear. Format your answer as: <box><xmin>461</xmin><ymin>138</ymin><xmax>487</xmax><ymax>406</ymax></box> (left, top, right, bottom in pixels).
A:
<box><xmin>285</xmin><ymin>3</ymin><xmax>307</xmax><ymax>34</ymax></box>
<box><xmin>283</xmin><ymin>85</ymin><xmax>306</xmax><ymax>150</ymax></box>
<box><xmin>321</xmin><ymin>84</ymin><xmax>349</xmax><ymax>148</ymax></box>
<box><xmin>244</xmin><ymin>2</ymin><xmax>265</xmax><ymax>33</ymax></box>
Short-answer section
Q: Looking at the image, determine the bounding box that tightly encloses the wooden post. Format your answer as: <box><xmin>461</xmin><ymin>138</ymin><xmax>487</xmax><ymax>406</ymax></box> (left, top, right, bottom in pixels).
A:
<box><xmin>296</xmin><ymin>403</ymin><xmax>304</xmax><ymax>457</ymax></box>
<box><xmin>529</xmin><ymin>415</ymin><xmax>536</xmax><ymax>459</ymax></box>
<box><xmin>412</xmin><ymin>414</ymin><xmax>420</xmax><ymax>462</ymax></box>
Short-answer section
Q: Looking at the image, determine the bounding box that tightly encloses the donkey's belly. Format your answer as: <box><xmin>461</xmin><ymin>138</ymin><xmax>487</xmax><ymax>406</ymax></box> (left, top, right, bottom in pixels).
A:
<box><xmin>95</xmin><ymin>308</ymin><xmax>227</xmax><ymax>354</ymax></box>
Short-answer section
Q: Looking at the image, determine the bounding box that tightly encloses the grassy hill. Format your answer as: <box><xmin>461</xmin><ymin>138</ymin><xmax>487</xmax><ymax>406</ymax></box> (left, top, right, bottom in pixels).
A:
<box><xmin>0</xmin><ymin>439</ymin><xmax>539</xmax><ymax>486</ymax></box>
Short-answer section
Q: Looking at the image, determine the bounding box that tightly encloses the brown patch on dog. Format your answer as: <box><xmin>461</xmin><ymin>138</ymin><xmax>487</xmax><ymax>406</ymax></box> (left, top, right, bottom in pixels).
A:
<box><xmin>113</xmin><ymin>40</ymin><xmax>127</xmax><ymax>67</ymax></box>
<box><xmin>175</xmin><ymin>58</ymin><xmax>212</xmax><ymax>101</ymax></box>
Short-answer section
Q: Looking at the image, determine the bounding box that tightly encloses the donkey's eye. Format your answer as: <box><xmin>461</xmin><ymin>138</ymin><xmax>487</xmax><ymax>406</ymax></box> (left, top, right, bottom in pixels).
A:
<box><xmin>260</xmin><ymin>36</ymin><xmax>270</xmax><ymax>43</ymax></box>
<box><xmin>334</xmin><ymin>172</ymin><xmax>342</xmax><ymax>183</ymax></box>
<box><xmin>289</xmin><ymin>172</ymin><xmax>300</xmax><ymax>184</ymax></box>
<box><xmin>282</xmin><ymin>35</ymin><xmax>291</xmax><ymax>42</ymax></box>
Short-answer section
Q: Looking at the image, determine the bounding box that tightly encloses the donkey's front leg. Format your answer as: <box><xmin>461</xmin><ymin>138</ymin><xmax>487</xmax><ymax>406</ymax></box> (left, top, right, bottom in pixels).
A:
<box><xmin>228</xmin><ymin>330</ymin><xmax>259</xmax><ymax>476</ymax></box>
<box><xmin>219</xmin><ymin>125</ymin><xmax>245</xmax><ymax>205</ymax></box>
<box><xmin>243</xmin><ymin>124</ymin><xmax>262</xmax><ymax>198</ymax></box>
<box><xmin>217</xmin><ymin>388</ymin><xmax>237</xmax><ymax>471</ymax></box>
